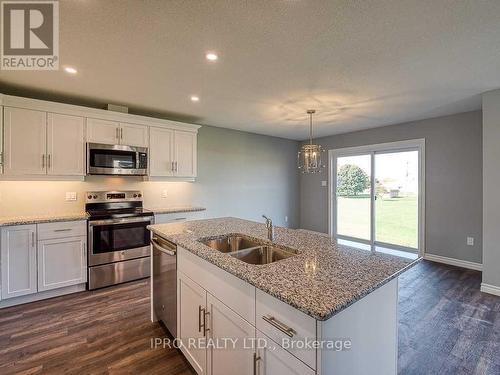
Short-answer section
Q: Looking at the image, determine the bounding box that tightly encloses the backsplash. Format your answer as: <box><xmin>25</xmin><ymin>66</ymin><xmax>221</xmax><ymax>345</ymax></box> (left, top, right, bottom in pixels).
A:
<box><xmin>0</xmin><ymin>177</ymin><xmax>196</xmax><ymax>217</ymax></box>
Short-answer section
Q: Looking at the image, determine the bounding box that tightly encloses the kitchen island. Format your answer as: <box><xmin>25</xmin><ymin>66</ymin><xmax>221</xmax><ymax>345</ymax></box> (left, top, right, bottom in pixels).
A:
<box><xmin>149</xmin><ymin>217</ymin><xmax>419</xmax><ymax>375</ymax></box>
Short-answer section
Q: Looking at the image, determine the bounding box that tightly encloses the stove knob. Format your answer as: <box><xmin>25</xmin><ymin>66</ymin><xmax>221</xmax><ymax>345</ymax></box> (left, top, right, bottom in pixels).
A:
<box><xmin>93</xmin><ymin>195</ymin><xmax>98</xmax><ymax>199</ymax></box>
<box><xmin>87</xmin><ymin>195</ymin><xmax>92</xmax><ymax>199</ymax></box>
<box><xmin>138</xmin><ymin>193</ymin><xmax>142</xmax><ymax>198</ymax></box>
<box><xmin>133</xmin><ymin>194</ymin><xmax>138</xmax><ymax>198</ymax></box>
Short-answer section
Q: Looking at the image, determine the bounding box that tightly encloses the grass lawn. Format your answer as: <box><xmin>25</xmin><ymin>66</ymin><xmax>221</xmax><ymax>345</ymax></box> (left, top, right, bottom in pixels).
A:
<box><xmin>337</xmin><ymin>195</ymin><xmax>418</xmax><ymax>249</ymax></box>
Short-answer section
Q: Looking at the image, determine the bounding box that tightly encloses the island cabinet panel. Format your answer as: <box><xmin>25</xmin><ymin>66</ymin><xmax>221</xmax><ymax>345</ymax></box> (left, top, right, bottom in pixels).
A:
<box><xmin>0</xmin><ymin>225</ymin><xmax>37</xmax><ymax>299</ymax></box>
<box><xmin>317</xmin><ymin>278</ymin><xmax>398</xmax><ymax>375</ymax></box>
<box><xmin>178</xmin><ymin>272</ymin><xmax>207</xmax><ymax>374</ymax></box>
<box><xmin>206</xmin><ymin>293</ymin><xmax>255</xmax><ymax>375</ymax></box>
<box><xmin>255</xmin><ymin>330</ymin><xmax>315</xmax><ymax>375</ymax></box>
<box><xmin>256</xmin><ymin>288</ymin><xmax>317</xmax><ymax>369</ymax></box>
<box><xmin>177</xmin><ymin>246</ymin><xmax>255</xmax><ymax>325</ymax></box>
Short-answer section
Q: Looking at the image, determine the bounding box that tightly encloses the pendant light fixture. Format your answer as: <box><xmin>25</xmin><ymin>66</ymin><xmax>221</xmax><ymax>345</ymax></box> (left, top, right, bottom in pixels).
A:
<box><xmin>298</xmin><ymin>109</ymin><xmax>325</xmax><ymax>174</ymax></box>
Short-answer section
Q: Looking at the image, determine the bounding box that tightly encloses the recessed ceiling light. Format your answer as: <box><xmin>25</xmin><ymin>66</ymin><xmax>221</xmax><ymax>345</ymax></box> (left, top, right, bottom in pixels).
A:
<box><xmin>64</xmin><ymin>66</ymin><xmax>77</xmax><ymax>74</ymax></box>
<box><xmin>190</xmin><ymin>95</ymin><xmax>200</xmax><ymax>102</ymax></box>
<box><xmin>205</xmin><ymin>52</ymin><xmax>218</xmax><ymax>61</ymax></box>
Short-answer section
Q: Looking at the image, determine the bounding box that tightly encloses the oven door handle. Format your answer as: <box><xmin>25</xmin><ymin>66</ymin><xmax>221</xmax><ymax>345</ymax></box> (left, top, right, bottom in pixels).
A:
<box><xmin>89</xmin><ymin>217</ymin><xmax>153</xmax><ymax>226</ymax></box>
<box><xmin>151</xmin><ymin>238</ymin><xmax>176</xmax><ymax>256</ymax></box>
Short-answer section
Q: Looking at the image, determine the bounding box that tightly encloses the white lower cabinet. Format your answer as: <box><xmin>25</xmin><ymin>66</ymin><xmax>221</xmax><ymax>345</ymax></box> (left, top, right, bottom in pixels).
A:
<box><xmin>37</xmin><ymin>236</ymin><xmax>87</xmax><ymax>291</ymax></box>
<box><xmin>178</xmin><ymin>272</ymin><xmax>208</xmax><ymax>374</ymax></box>
<box><xmin>0</xmin><ymin>221</ymin><xmax>88</xmax><ymax>303</ymax></box>
<box><xmin>206</xmin><ymin>293</ymin><xmax>255</xmax><ymax>375</ymax></box>
<box><xmin>0</xmin><ymin>225</ymin><xmax>37</xmax><ymax>299</ymax></box>
<box><xmin>255</xmin><ymin>330</ymin><xmax>315</xmax><ymax>375</ymax></box>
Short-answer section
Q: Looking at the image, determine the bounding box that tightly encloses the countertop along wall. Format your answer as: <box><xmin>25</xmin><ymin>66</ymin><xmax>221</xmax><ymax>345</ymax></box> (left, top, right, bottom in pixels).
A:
<box><xmin>0</xmin><ymin>125</ymin><xmax>300</xmax><ymax>228</ymax></box>
<box><xmin>300</xmin><ymin>111</ymin><xmax>483</xmax><ymax>264</ymax></box>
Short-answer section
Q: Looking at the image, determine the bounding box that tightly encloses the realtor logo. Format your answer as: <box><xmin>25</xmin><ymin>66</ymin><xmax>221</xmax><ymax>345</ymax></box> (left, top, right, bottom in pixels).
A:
<box><xmin>1</xmin><ymin>0</ymin><xmax>59</xmax><ymax>70</ymax></box>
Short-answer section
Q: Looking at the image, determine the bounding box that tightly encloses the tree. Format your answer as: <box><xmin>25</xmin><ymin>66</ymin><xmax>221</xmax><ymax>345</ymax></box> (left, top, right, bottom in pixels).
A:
<box><xmin>337</xmin><ymin>164</ymin><xmax>369</xmax><ymax>196</ymax></box>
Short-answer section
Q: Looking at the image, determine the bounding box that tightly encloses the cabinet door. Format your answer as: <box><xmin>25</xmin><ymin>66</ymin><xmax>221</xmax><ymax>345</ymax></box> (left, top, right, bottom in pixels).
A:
<box><xmin>206</xmin><ymin>293</ymin><xmax>255</xmax><ymax>375</ymax></box>
<box><xmin>174</xmin><ymin>131</ymin><xmax>197</xmax><ymax>177</ymax></box>
<box><xmin>47</xmin><ymin>113</ymin><xmax>85</xmax><ymax>175</ymax></box>
<box><xmin>120</xmin><ymin>122</ymin><xmax>148</xmax><ymax>147</ymax></box>
<box><xmin>1</xmin><ymin>225</ymin><xmax>37</xmax><ymax>299</ymax></box>
<box><xmin>178</xmin><ymin>272</ymin><xmax>207</xmax><ymax>374</ymax></box>
<box><xmin>0</xmin><ymin>106</ymin><xmax>4</xmax><ymax>175</ymax></box>
<box><xmin>256</xmin><ymin>331</ymin><xmax>315</xmax><ymax>375</ymax></box>
<box><xmin>37</xmin><ymin>236</ymin><xmax>87</xmax><ymax>291</ymax></box>
<box><xmin>86</xmin><ymin>118</ymin><xmax>120</xmax><ymax>145</ymax></box>
<box><xmin>3</xmin><ymin>107</ymin><xmax>46</xmax><ymax>175</ymax></box>
<box><xmin>149</xmin><ymin>127</ymin><xmax>174</xmax><ymax>176</ymax></box>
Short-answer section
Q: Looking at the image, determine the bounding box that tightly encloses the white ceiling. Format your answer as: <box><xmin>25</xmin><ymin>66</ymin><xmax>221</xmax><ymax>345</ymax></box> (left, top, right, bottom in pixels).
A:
<box><xmin>1</xmin><ymin>0</ymin><xmax>500</xmax><ymax>140</ymax></box>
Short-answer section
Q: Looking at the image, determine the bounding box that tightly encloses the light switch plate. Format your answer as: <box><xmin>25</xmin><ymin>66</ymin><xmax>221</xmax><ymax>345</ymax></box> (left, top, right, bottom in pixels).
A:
<box><xmin>467</xmin><ymin>237</ymin><xmax>474</xmax><ymax>246</ymax></box>
<box><xmin>161</xmin><ymin>189</ymin><xmax>168</xmax><ymax>198</ymax></box>
<box><xmin>321</xmin><ymin>180</ymin><xmax>327</xmax><ymax>187</ymax></box>
<box><xmin>65</xmin><ymin>192</ymin><xmax>77</xmax><ymax>201</ymax></box>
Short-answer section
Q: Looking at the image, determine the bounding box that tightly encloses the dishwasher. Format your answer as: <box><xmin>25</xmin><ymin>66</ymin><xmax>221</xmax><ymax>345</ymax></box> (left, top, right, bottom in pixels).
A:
<box><xmin>152</xmin><ymin>235</ymin><xmax>177</xmax><ymax>338</ymax></box>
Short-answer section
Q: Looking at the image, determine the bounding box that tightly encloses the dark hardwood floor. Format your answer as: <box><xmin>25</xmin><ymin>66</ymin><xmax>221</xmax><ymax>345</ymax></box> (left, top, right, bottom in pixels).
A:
<box><xmin>0</xmin><ymin>260</ymin><xmax>498</xmax><ymax>374</ymax></box>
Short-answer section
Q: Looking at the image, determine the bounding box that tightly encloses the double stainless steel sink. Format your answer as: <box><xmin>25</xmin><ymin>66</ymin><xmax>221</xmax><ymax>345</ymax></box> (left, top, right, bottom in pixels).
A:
<box><xmin>199</xmin><ymin>234</ymin><xmax>297</xmax><ymax>265</ymax></box>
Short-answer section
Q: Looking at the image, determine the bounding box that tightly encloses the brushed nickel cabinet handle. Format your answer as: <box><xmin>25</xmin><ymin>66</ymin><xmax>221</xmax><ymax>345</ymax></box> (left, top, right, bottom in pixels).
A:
<box><xmin>253</xmin><ymin>352</ymin><xmax>261</xmax><ymax>375</ymax></box>
<box><xmin>198</xmin><ymin>305</ymin><xmax>204</xmax><ymax>333</ymax></box>
<box><xmin>203</xmin><ymin>310</ymin><xmax>210</xmax><ymax>336</ymax></box>
<box><xmin>116</xmin><ymin>127</ymin><xmax>120</xmax><ymax>140</ymax></box>
<box><xmin>120</xmin><ymin>128</ymin><xmax>123</xmax><ymax>139</ymax></box>
<box><xmin>262</xmin><ymin>315</ymin><xmax>296</xmax><ymax>337</ymax></box>
<box><xmin>48</xmin><ymin>154</ymin><xmax>51</xmax><ymax>169</ymax></box>
<box><xmin>42</xmin><ymin>154</ymin><xmax>45</xmax><ymax>169</ymax></box>
<box><xmin>53</xmin><ymin>228</ymin><xmax>72</xmax><ymax>232</ymax></box>
<box><xmin>31</xmin><ymin>231</ymin><xmax>35</xmax><ymax>247</ymax></box>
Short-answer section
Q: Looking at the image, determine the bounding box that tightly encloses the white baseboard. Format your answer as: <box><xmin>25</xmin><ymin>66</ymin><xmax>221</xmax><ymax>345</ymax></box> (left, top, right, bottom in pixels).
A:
<box><xmin>424</xmin><ymin>253</ymin><xmax>483</xmax><ymax>271</ymax></box>
<box><xmin>480</xmin><ymin>283</ymin><xmax>500</xmax><ymax>297</ymax></box>
<box><xmin>0</xmin><ymin>283</ymin><xmax>86</xmax><ymax>309</ymax></box>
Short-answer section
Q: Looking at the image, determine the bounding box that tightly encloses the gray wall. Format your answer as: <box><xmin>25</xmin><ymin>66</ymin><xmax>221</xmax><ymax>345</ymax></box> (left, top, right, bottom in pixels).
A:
<box><xmin>193</xmin><ymin>125</ymin><xmax>300</xmax><ymax>228</ymax></box>
<box><xmin>482</xmin><ymin>90</ymin><xmax>500</xmax><ymax>287</ymax></box>
<box><xmin>300</xmin><ymin>111</ymin><xmax>483</xmax><ymax>264</ymax></box>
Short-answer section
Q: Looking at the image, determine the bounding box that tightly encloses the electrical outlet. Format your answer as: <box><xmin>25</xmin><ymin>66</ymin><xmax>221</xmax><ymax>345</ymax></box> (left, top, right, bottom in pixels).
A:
<box><xmin>65</xmin><ymin>192</ymin><xmax>77</xmax><ymax>201</ymax></box>
<box><xmin>467</xmin><ymin>237</ymin><xmax>474</xmax><ymax>246</ymax></box>
<box><xmin>161</xmin><ymin>189</ymin><xmax>168</xmax><ymax>198</ymax></box>
<box><xmin>321</xmin><ymin>180</ymin><xmax>327</xmax><ymax>187</ymax></box>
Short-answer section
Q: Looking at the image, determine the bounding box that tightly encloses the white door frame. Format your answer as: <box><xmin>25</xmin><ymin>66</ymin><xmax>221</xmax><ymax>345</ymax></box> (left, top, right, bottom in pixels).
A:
<box><xmin>328</xmin><ymin>139</ymin><xmax>426</xmax><ymax>257</ymax></box>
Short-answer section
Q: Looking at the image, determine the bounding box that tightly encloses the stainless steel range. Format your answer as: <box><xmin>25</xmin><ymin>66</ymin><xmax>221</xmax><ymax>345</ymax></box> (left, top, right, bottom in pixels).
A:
<box><xmin>86</xmin><ymin>191</ymin><xmax>154</xmax><ymax>290</ymax></box>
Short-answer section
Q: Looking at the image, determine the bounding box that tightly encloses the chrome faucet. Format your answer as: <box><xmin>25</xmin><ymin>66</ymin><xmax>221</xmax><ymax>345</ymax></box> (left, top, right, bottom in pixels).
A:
<box><xmin>262</xmin><ymin>215</ymin><xmax>274</xmax><ymax>241</ymax></box>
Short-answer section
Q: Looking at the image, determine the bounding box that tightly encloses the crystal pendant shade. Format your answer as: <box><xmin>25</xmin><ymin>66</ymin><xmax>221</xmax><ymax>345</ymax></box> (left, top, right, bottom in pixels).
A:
<box><xmin>297</xmin><ymin>110</ymin><xmax>325</xmax><ymax>174</ymax></box>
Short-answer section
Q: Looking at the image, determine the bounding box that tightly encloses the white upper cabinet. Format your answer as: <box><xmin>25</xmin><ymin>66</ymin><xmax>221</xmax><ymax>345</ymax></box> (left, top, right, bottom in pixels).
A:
<box><xmin>3</xmin><ymin>107</ymin><xmax>47</xmax><ymax>175</ymax></box>
<box><xmin>1</xmin><ymin>225</ymin><xmax>37</xmax><ymax>299</ymax></box>
<box><xmin>86</xmin><ymin>118</ymin><xmax>148</xmax><ymax>147</ymax></box>
<box><xmin>47</xmin><ymin>113</ymin><xmax>85</xmax><ymax>175</ymax></box>
<box><xmin>86</xmin><ymin>118</ymin><xmax>120</xmax><ymax>145</ymax></box>
<box><xmin>174</xmin><ymin>131</ymin><xmax>197</xmax><ymax>177</ymax></box>
<box><xmin>149</xmin><ymin>128</ymin><xmax>197</xmax><ymax>178</ymax></box>
<box><xmin>149</xmin><ymin>127</ymin><xmax>174</xmax><ymax>176</ymax></box>
<box><xmin>119</xmin><ymin>122</ymin><xmax>148</xmax><ymax>148</ymax></box>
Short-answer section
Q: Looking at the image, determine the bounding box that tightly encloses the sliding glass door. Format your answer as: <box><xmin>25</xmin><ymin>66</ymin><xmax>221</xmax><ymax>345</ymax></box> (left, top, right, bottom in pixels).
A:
<box><xmin>330</xmin><ymin>140</ymin><xmax>424</xmax><ymax>255</ymax></box>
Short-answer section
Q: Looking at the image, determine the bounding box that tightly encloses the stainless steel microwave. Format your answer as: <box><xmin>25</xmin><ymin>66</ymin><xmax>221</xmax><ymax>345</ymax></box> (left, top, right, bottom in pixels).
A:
<box><xmin>87</xmin><ymin>143</ymin><xmax>148</xmax><ymax>176</ymax></box>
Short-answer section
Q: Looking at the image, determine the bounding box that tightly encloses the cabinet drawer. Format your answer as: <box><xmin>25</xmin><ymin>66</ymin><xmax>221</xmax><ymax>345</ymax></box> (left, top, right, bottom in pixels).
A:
<box><xmin>256</xmin><ymin>289</ymin><xmax>317</xmax><ymax>369</ymax></box>
<box><xmin>37</xmin><ymin>220</ymin><xmax>87</xmax><ymax>240</ymax></box>
<box><xmin>154</xmin><ymin>211</ymin><xmax>204</xmax><ymax>224</ymax></box>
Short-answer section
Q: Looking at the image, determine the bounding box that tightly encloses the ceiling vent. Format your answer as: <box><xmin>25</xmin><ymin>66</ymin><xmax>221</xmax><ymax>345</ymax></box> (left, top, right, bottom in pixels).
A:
<box><xmin>106</xmin><ymin>104</ymin><xmax>128</xmax><ymax>113</ymax></box>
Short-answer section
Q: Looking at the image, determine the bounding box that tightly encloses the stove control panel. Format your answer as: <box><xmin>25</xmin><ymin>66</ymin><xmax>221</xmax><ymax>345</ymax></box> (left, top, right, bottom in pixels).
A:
<box><xmin>86</xmin><ymin>191</ymin><xmax>143</xmax><ymax>203</ymax></box>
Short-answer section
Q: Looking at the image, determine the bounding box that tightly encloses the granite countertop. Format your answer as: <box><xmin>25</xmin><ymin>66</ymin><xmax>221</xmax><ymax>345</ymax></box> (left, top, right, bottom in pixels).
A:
<box><xmin>148</xmin><ymin>217</ymin><xmax>420</xmax><ymax>321</ymax></box>
<box><xmin>0</xmin><ymin>213</ymin><xmax>89</xmax><ymax>227</ymax></box>
<box><xmin>146</xmin><ymin>206</ymin><xmax>206</xmax><ymax>215</ymax></box>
